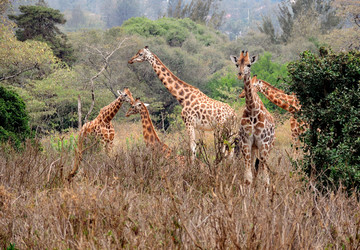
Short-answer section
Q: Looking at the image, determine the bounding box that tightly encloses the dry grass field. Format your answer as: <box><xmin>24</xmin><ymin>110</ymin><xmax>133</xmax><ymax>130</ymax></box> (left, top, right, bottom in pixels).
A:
<box><xmin>0</xmin><ymin>114</ymin><xmax>359</xmax><ymax>249</ymax></box>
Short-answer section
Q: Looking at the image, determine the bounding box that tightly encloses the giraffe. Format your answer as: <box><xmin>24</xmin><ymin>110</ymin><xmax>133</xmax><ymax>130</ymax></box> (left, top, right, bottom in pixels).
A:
<box><xmin>230</xmin><ymin>51</ymin><xmax>275</xmax><ymax>185</ymax></box>
<box><xmin>128</xmin><ymin>46</ymin><xmax>236</xmax><ymax>161</ymax></box>
<box><xmin>238</xmin><ymin>79</ymin><xmax>303</xmax><ymax>148</ymax></box>
<box><xmin>125</xmin><ymin>96</ymin><xmax>186</xmax><ymax>163</ymax></box>
<box><xmin>79</xmin><ymin>87</ymin><xmax>132</xmax><ymax>153</ymax></box>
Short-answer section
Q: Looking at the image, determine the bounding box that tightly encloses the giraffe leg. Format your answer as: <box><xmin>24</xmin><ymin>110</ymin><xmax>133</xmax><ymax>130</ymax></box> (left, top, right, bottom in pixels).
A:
<box><xmin>258</xmin><ymin>146</ymin><xmax>270</xmax><ymax>185</ymax></box>
<box><xmin>186</xmin><ymin>125</ymin><xmax>196</xmax><ymax>162</ymax></box>
<box><xmin>241</xmin><ymin>144</ymin><xmax>253</xmax><ymax>185</ymax></box>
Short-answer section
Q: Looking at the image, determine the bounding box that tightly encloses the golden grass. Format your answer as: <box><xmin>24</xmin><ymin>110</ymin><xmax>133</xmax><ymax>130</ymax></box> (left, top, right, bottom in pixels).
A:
<box><xmin>0</xmin><ymin>113</ymin><xmax>359</xmax><ymax>249</ymax></box>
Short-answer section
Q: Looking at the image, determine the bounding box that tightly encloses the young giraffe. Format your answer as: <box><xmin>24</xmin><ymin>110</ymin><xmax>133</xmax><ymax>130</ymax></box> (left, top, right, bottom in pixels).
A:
<box><xmin>128</xmin><ymin>46</ymin><xmax>236</xmax><ymax>161</ymax></box>
<box><xmin>238</xmin><ymin>79</ymin><xmax>303</xmax><ymax>146</ymax></box>
<box><xmin>230</xmin><ymin>51</ymin><xmax>275</xmax><ymax>185</ymax></box>
<box><xmin>80</xmin><ymin>87</ymin><xmax>132</xmax><ymax>153</ymax></box>
<box><xmin>126</xmin><ymin>97</ymin><xmax>186</xmax><ymax>163</ymax></box>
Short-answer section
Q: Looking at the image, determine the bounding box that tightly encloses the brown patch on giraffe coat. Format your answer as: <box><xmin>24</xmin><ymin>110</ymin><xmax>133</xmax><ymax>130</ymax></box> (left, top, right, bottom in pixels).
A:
<box><xmin>147</xmin><ymin>126</ymin><xmax>152</xmax><ymax>133</ymax></box>
<box><xmin>179</xmin><ymin>89</ymin><xmax>184</xmax><ymax>96</ymax></box>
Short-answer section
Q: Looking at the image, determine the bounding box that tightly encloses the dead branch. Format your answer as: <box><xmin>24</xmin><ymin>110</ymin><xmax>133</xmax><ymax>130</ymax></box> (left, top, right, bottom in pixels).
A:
<box><xmin>83</xmin><ymin>37</ymin><xmax>129</xmax><ymax>124</ymax></box>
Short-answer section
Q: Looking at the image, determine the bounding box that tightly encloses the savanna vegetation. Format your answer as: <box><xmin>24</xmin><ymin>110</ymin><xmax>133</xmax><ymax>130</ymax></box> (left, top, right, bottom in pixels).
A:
<box><xmin>1</xmin><ymin>0</ymin><xmax>359</xmax><ymax>248</ymax></box>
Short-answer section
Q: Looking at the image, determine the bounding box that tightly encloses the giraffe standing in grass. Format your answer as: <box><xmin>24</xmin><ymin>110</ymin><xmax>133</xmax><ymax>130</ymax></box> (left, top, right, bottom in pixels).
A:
<box><xmin>238</xmin><ymin>78</ymin><xmax>304</xmax><ymax>148</ymax></box>
<box><xmin>128</xmin><ymin>46</ymin><xmax>236</xmax><ymax>161</ymax></box>
<box><xmin>79</xmin><ymin>87</ymin><xmax>132</xmax><ymax>153</ymax></box>
<box><xmin>230</xmin><ymin>51</ymin><xmax>275</xmax><ymax>185</ymax></box>
<box><xmin>126</xmin><ymin>96</ymin><xmax>186</xmax><ymax>164</ymax></box>
<box><xmin>68</xmin><ymin>88</ymin><xmax>132</xmax><ymax>182</ymax></box>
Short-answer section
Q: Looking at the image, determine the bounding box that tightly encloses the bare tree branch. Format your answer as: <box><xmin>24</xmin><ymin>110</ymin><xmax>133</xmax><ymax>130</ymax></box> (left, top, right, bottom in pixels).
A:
<box><xmin>0</xmin><ymin>63</ymin><xmax>38</xmax><ymax>82</ymax></box>
<box><xmin>83</xmin><ymin>37</ymin><xmax>129</xmax><ymax>123</ymax></box>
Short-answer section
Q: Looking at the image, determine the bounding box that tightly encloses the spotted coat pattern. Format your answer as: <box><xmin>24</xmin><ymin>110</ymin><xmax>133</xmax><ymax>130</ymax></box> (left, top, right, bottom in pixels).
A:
<box><xmin>238</xmin><ymin>79</ymin><xmax>304</xmax><ymax>148</ymax></box>
<box><xmin>231</xmin><ymin>51</ymin><xmax>275</xmax><ymax>185</ymax></box>
<box><xmin>129</xmin><ymin>46</ymin><xmax>236</xmax><ymax>160</ymax></box>
<box><xmin>80</xmin><ymin>88</ymin><xmax>131</xmax><ymax>153</ymax></box>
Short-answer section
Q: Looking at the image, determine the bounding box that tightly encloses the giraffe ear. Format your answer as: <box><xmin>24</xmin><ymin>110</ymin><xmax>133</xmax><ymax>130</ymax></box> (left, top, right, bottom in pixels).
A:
<box><xmin>251</xmin><ymin>55</ymin><xmax>258</xmax><ymax>64</ymax></box>
<box><xmin>230</xmin><ymin>55</ymin><xmax>238</xmax><ymax>65</ymax></box>
<box><xmin>144</xmin><ymin>103</ymin><xmax>150</xmax><ymax>107</ymax></box>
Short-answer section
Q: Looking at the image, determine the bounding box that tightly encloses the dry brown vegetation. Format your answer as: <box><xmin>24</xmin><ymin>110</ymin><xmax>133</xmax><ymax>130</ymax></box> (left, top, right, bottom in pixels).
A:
<box><xmin>0</xmin><ymin>121</ymin><xmax>360</xmax><ymax>249</ymax></box>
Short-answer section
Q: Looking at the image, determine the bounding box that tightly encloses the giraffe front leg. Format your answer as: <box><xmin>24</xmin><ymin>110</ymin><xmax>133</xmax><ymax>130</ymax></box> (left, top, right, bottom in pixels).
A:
<box><xmin>241</xmin><ymin>144</ymin><xmax>253</xmax><ymax>185</ymax></box>
<box><xmin>186</xmin><ymin>125</ymin><xmax>196</xmax><ymax>162</ymax></box>
<box><xmin>258</xmin><ymin>147</ymin><xmax>271</xmax><ymax>186</ymax></box>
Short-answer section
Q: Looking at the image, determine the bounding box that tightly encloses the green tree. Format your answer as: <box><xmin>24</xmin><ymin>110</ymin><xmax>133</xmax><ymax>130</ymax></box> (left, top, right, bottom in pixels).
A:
<box><xmin>287</xmin><ymin>47</ymin><xmax>360</xmax><ymax>191</ymax></box>
<box><xmin>260</xmin><ymin>0</ymin><xmax>340</xmax><ymax>44</ymax></box>
<box><xmin>8</xmin><ymin>5</ymin><xmax>75</xmax><ymax>65</ymax></box>
<box><xmin>0</xmin><ymin>85</ymin><xmax>31</xmax><ymax>147</ymax></box>
<box><xmin>167</xmin><ymin>0</ymin><xmax>224</xmax><ymax>29</ymax></box>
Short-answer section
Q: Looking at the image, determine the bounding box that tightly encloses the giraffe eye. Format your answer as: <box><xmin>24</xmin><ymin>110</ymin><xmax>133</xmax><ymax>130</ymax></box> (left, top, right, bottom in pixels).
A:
<box><xmin>247</xmin><ymin>64</ymin><xmax>251</xmax><ymax>67</ymax></box>
<box><xmin>139</xmin><ymin>53</ymin><xmax>143</xmax><ymax>56</ymax></box>
<box><xmin>235</xmin><ymin>64</ymin><xmax>239</xmax><ymax>68</ymax></box>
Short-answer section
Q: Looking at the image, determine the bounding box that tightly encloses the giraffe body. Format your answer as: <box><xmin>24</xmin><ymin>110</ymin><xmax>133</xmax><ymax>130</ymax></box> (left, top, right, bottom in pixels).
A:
<box><xmin>231</xmin><ymin>51</ymin><xmax>275</xmax><ymax>185</ymax></box>
<box><xmin>239</xmin><ymin>78</ymin><xmax>304</xmax><ymax>146</ymax></box>
<box><xmin>79</xmin><ymin>88</ymin><xmax>131</xmax><ymax>153</ymax></box>
<box><xmin>129</xmin><ymin>46</ymin><xmax>236</xmax><ymax>160</ymax></box>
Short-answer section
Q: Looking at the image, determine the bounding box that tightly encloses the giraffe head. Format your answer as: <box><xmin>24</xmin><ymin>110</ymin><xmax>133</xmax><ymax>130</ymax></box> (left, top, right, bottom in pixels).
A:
<box><xmin>117</xmin><ymin>88</ymin><xmax>132</xmax><ymax>103</ymax></box>
<box><xmin>123</xmin><ymin>87</ymin><xmax>135</xmax><ymax>104</ymax></box>
<box><xmin>230</xmin><ymin>50</ymin><xmax>258</xmax><ymax>80</ymax></box>
<box><xmin>125</xmin><ymin>98</ymin><xmax>149</xmax><ymax>117</ymax></box>
<box><xmin>128</xmin><ymin>46</ymin><xmax>151</xmax><ymax>64</ymax></box>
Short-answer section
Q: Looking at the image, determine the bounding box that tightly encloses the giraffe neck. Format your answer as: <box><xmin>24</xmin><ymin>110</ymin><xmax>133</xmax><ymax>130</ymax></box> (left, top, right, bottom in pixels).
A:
<box><xmin>100</xmin><ymin>96</ymin><xmax>124</xmax><ymax>123</ymax></box>
<box><xmin>243</xmin><ymin>74</ymin><xmax>260</xmax><ymax>111</ymax></box>
<box><xmin>257</xmin><ymin>80</ymin><xmax>300</xmax><ymax>112</ymax></box>
<box><xmin>140</xmin><ymin>103</ymin><xmax>162</xmax><ymax>145</ymax></box>
<box><xmin>146</xmin><ymin>52</ymin><xmax>198</xmax><ymax>106</ymax></box>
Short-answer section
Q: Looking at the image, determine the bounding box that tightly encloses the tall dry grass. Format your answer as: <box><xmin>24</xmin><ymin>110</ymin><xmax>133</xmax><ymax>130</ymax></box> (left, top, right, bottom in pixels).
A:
<box><xmin>0</xmin><ymin>120</ymin><xmax>359</xmax><ymax>249</ymax></box>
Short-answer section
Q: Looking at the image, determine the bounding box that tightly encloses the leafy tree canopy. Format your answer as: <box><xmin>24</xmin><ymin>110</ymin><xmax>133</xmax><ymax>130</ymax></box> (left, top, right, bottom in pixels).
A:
<box><xmin>8</xmin><ymin>5</ymin><xmax>75</xmax><ymax>66</ymax></box>
<box><xmin>287</xmin><ymin>47</ymin><xmax>360</xmax><ymax>191</ymax></box>
<box><xmin>0</xmin><ymin>24</ymin><xmax>57</xmax><ymax>83</ymax></box>
<box><xmin>121</xmin><ymin>17</ymin><xmax>226</xmax><ymax>47</ymax></box>
<box><xmin>0</xmin><ymin>85</ymin><xmax>31</xmax><ymax>147</ymax></box>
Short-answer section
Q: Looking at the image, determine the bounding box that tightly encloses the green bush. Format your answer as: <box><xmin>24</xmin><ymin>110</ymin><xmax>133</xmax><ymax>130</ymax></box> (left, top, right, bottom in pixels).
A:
<box><xmin>121</xmin><ymin>17</ymin><xmax>225</xmax><ymax>47</ymax></box>
<box><xmin>0</xmin><ymin>85</ymin><xmax>31</xmax><ymax>147</ymax></box>
<box><xmin>251</xmin><ymin>52</ymin><xmax>288</xmax><ymax>113</ymax></box>
<box><xmin>206</xmin><ymin>68</ymin><xmax>242</xmax><ymax>103</ymax></box>
<box><xmin>287</xmin><ymin>47</ymin><xmax>360</xmax><ymax>191</ymax></box>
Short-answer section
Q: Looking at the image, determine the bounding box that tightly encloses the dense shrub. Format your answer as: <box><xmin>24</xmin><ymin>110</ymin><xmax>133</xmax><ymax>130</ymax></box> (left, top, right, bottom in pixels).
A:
<box><xmin>287</xmin><ymin>47</ymin><xmax>360</xmax><ymax>191</ymax></box>
<box><xmin>0</xmin><ymin>85</ymin><xmax>31</xmax><ymax>147</ymax></box>
<box><xmin>121</xmin><ymin>17</ymin><xmax>226</xmax><ymax>47</ymax></box>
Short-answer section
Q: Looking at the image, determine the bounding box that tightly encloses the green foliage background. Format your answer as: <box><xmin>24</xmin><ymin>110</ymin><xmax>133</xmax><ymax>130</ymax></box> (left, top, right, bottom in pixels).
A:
<box><xmin>0</xmin><ymin>85</ymin><xmax>31</xmax><ymax>147</ymax></box>
<box><xmin>288</xmin><ymin>47</ymin><xmax>360</xmax><ymax>191</ymax></box>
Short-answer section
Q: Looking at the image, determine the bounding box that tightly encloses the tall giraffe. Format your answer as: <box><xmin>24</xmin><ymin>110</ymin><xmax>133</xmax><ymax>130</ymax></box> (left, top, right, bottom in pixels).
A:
<box><xmin>230</xmin><ymin>51</ymin><xmax>275</xmax><ymax>185</ymax></box>
<box><xmin>126</xmin><ymin>96</ymin><xmax>186</xmax><ymax>163</ymax></box>
<box><xmin>238</xmin><ymin>79</ymin><xmax>303</xmax><ymax>146</ymax></box>
<box><xmin>80</xmin><ymin>87</ymin><xmax>132</xmax><ymax>153</ymax></box>
<box><xmin>128</xmin><ymin>46</ymin><xmax>236</xmax><ymax>161</ymax></box>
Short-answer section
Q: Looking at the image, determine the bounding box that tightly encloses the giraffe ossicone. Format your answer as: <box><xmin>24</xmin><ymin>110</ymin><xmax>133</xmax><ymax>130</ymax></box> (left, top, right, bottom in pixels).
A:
<box><xmin>129</xmin><ymin>46</ymin><xmax>237</xmax><ymax>161</ymax></box>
